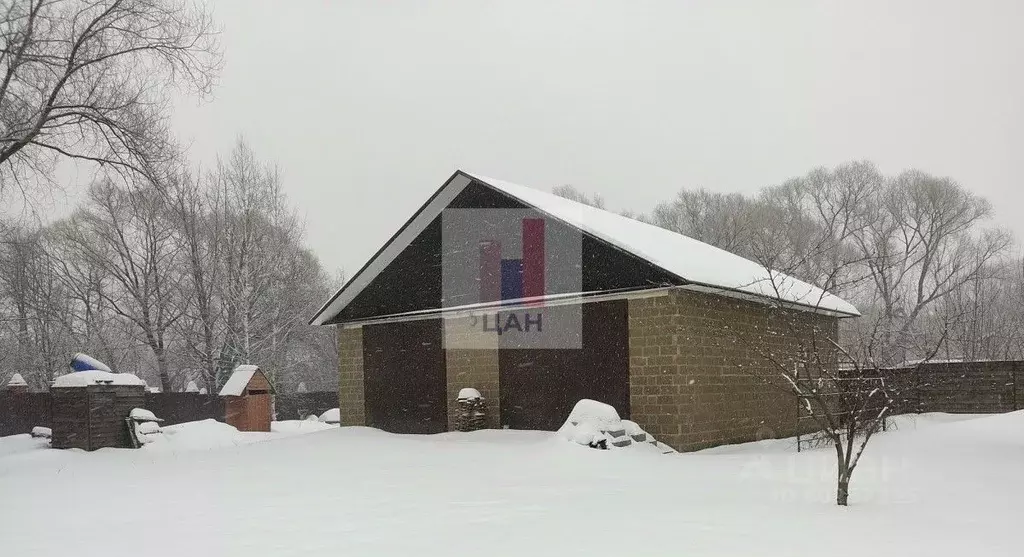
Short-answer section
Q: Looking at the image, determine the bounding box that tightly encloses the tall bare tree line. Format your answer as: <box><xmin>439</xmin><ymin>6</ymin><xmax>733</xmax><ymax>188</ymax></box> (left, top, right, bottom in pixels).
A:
<box><xmin>0</xmin><ymin>139</ymin><xmax>339</xmax><ymax>393</ymax></box>
<box><xmin>637</xmin><ymin>161</ymin><xmax>1018</xmax><ymax>366</ymax></box>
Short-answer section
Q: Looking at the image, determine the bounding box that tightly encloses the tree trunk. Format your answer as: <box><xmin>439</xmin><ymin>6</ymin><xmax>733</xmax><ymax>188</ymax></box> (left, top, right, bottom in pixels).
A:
<box><xmin>836</xmin><ymin>469</ymin><xmax>850</xmax><ymax>506</ymax></box>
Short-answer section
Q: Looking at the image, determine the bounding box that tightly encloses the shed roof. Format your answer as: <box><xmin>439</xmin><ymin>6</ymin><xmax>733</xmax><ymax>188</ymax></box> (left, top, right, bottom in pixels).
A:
<box><xmin>219</xmin><ymin>365</ymin><xmax>264</xmax><ymax>397</ymax></box>
<box><xmin>7</xmin><ymin>373</ymin><xmax>27</xmax><ymax>387</ymax></box>
<box><xmin>310</xmin><ymin>171</ymin><xmax>859</xmax><ymax>325</ymax></box>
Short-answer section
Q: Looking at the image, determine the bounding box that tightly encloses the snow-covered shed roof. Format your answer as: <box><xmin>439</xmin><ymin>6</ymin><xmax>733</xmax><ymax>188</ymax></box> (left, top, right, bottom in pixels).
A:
<box><xmin>52</xmin><ymin>370</ymin><xmax>147</xmax><ymax>388</ymax></box>
<box><xmin>310</xmin><ymin>171</ymin><xmax>859</xmax><ymax>325</ymax></box>
<box><xmin>219</xmin><ymin>365</ymin><xmax>264</xmax><ymax>397</ymax></box>
<box><xmin>7</xmin><ymin>373</ymin><xmax>27</xmax><ymax>387</ymax></box>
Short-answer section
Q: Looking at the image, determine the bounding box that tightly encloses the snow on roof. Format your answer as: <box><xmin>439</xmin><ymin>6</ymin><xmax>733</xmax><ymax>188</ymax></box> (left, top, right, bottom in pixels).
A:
<box><xmin>218</xmin><ymin>365</ymin><xmax>261</xmax><ymax>397</ymax></box>
<box><xmin>310</xmin><ymin>171</ymin><xmax>859</xmax><ymax>325</ymax></box>
<box><xmin>468</xmin><ymin>172</ymin><xmax>859</xmax><ymax>316</ymax></box>
<box><xmin>7</xmin><ymin>373</ymin><xmax>27</xmax><ymax>387</ymax></box>
<box><xmin>52</xmin><ymin>370</ymin><xmax>147</xmax><ymax>388</ymax></box>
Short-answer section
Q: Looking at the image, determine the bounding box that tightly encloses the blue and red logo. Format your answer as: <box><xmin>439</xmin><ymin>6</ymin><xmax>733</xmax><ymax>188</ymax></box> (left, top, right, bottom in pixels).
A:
<box><xmin>478</xmin><ymin>217</ymin><xmax>545</xmax><ymax>304</ymax></box>
<box><xmin>441</xmin><ymin>209</ymin><xmax>581</xmax><ymax>349</ymax></box>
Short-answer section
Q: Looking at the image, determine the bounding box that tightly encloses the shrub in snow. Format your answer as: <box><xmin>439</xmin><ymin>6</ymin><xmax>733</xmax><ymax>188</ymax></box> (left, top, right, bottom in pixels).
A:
<box><xmin>296</xmin><ymin>382</ymin><xmax>308</xmax><ymax>394</ymax></box>
<box><xmin>455</xmin><ymin>388</ymin><xmax>488</xmax><ymax>432</ymax></box>
<box><xmin>558</xmin><ymin>399</ymin><xmax>675</xmax><ymax>454</ymax></box>
<box><xmin>198</xmin><ymin>387</ymin><xmax>208</xmax><ymax>395</ymax></box>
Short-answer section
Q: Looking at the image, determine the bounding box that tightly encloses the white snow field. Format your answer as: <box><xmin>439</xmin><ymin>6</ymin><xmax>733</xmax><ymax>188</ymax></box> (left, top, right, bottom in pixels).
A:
<box><xmin>0</xmin><ymin>412</ymin><xmax>1020</xmax><ymax>557</ymax></box>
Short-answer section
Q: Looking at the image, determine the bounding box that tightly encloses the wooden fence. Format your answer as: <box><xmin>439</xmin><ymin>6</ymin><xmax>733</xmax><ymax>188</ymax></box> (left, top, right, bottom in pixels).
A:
<box><xmin>1</xmin><ymin>391</ymin><xmax>339</xmax><ymax>436</ymax></box>
<box><xmin>887</xmin><ymin>360</ymin><xmax>1024</xmax><ymax>414</ymax></box>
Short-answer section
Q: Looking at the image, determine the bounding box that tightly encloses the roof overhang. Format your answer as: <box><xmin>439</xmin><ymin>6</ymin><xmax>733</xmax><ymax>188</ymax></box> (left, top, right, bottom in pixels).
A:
<box><xmin>310</xmin><ymin>170</ymin><xmax>860</xmax><ymax>326</ymax></box>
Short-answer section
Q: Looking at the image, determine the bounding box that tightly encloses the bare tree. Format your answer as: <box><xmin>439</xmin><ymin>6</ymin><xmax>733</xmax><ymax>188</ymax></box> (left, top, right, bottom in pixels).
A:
<box><xmin>851</xmin><ymin>171</ymin><xmax>1012</xmax><ymax>363</ymax></box>
<box><xmin>551</xmin><ymin>184</ymin><xmax>605</xmax><ymax>209</ymax></box>
<box><xmin>651</xmin><ymin>188</ymin><xmax>756</xmax><ymax>256</ymax></box>
<box><xmin>168</xmin><ymin>168</ymin><xmax>224</xmax><ymax>392</ymax></box>
<box><xmin>0</xmin><ymin>0</ymin><xmax>220</xmax><ymax>200</ymax></box>
<box><xmin>55</xmin><ymin>178</ymin><xmax>185</xmax><ymax>391</ymax></box>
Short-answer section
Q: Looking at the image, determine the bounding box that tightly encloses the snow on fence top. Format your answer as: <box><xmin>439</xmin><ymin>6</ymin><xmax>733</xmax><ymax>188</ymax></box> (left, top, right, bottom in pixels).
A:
<box><xmin>7</xmin><ymin>373</ymin><xmax>27</xmax><ymax>387</ymax></box>
<box><xmin>69</xmin><ymin>353</ymin><xmax>112</xmax><ymax>373</ymax></box>
<box><xmin>52</xmin><ymin>370</ymin><xmax>146</xmax><ymax>388</ymax></box>
<box><xmin>218</xmin><ymin>365</ymin><xmax>260</xmax><ymax>397</ymax></box>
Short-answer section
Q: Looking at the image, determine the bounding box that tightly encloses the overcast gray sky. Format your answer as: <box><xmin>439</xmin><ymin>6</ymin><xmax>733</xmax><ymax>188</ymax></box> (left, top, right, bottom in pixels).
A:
<box><xmin>171</xmin><ymin>0</ymin><xmax>1024</xmax><ymax>276</ymax></box>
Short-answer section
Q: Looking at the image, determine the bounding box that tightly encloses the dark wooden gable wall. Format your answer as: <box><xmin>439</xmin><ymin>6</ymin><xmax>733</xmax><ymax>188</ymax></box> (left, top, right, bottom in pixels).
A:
<box><xmin>336</xmin><ymin>180</ymin><xmax>681</xmax><ymax>322</ymax></box>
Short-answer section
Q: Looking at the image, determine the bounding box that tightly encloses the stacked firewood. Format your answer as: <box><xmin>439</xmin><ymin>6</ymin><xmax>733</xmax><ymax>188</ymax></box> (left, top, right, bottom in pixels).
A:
<box><xmin>455</xmin><ymin>388</ymin><xmax>488</xmax><ymax>432</ymax></box>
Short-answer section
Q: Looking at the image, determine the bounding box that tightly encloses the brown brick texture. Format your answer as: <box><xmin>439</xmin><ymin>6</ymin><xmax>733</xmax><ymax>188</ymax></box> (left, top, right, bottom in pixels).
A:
<box><xmin>337</xmin><ymin>326</ymin><xmax>366</xmax><ymax>426</ymax></box>
<box><xmin>444</xmin><ymin>317</ymin><xmax>500</xmax><ymax>430</ymax></box>
<box><xmin>628</xmin><ymin>290</ymin><xmax>837</xmax><ymax>452</ymax></box>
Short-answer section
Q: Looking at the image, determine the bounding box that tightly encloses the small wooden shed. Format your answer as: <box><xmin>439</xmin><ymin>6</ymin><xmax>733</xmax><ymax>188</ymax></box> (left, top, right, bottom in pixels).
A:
<box><xmin>50</xmin><ymin>371</ymin><xmax>147</xmax><ymax>450</ymax></box>
<box><xmin>219</xmin><ymin>365</ymin><xmax>273</xmax><ymax>432</ymax></box>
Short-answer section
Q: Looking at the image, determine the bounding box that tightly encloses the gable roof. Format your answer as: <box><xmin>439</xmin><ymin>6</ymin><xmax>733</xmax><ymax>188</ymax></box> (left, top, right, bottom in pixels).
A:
<box><xmin>310</xmin><ymin>171</ymin><xmax>859</xmax><ymax>325</ymax></box>
<box><xmin>219</xmin><ymin>364</ymin><xmax>263</xmax><ymax>397</ymax></box>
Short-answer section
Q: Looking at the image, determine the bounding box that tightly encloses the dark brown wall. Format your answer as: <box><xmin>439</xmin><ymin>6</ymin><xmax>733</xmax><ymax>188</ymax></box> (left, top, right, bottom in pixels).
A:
<box><xmin>143</xmin><ymin>393</ymin><xmax>224</xmax><ymax>426</ymax></box>
<box><xmin>275</xmin><ymin>392</ymin><xmax>339</xmax><ymax>420</ymax></box>
<box><xmin>51</xmin><ymin>385</ymin><xmax>145</xmax><ymax>451</ymax></box>
<box><xmin>0</xmin><ymin>392</ymin><xmax>51</xmax><ymax>436</ymax></box>
<box><xmin>362</xmin><ymin>319</ymin><xmax>448</xmax><ymax>433</ymax></box>
<box><xmin>333</xmin><ymin>181</ymin><xmax>681</xmax><ymax>323</ymax></box>
<box><xmin>887</xmin><ymin>361</ymin><xmax>1024</xmax><ymax>414</ymax></box>
<box><xmin>498</xmin><ymin>300</ymin><xmax>630</xmax><ymax>430</ymax></box>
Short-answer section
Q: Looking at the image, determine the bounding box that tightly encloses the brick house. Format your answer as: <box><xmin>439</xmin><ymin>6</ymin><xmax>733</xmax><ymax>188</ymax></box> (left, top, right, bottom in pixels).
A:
<box><xmin>311</xmin><ymin>171</ymin><xmax>858</xmax><ymax>451</ymax></box>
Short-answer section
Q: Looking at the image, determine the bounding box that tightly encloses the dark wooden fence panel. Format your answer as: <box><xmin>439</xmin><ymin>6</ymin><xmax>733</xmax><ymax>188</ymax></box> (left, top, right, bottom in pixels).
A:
<box><xmin>0</xmin><ymin>392</ymin><xmax>52</xmax><ymax>436</ymax></box>
<box><xmin>908</xmin><ymin>361</ymin><xmax>1023</xmax><ymax>414</ymax></box>
<box><xmin>274</xmin><ymin>392</ymin><xmax>338</xmax><ymax>420</ymax></box>
<box><xmin>144</xmin><ymin>393</ymin><xmax>225</xmax><ymax>426</ymax></box>
<box><xmin>4</xmin><ymin>391</ymin><xmax>340</xmax><ymax>437</ymax></box>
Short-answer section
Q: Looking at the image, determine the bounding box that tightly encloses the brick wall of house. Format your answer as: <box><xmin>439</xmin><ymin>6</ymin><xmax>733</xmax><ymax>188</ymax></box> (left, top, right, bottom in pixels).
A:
<box><xmin>443</xmin><ymin>317</ymin><xmax>500</xmax><ymax>430</ymax></box>
<box><xmin>337</xmin><ymin>326</ymin><xmax>366</xmax><ymax>426</ymax></box>
<box><xmin>627</xmin><ymin>290</ymin><xmax>836</xmax><ymax>452</ymax></box>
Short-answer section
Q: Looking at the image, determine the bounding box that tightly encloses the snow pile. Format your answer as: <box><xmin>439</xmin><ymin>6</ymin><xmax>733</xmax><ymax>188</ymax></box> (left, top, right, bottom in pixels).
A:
<box><xmin>457</xmin><ymin>387</ymin><xmax>482</xmax><ymax>400</ymax></box>
<box><xmin>272</xmin><ymin>420</ymin><xmax>338</xmax><ymax>434</ymax></box>
<box><xmin>129</xmin><ymin>408</ymin><xmax>160</xmax><ymax>422</ymax></box>
<box><xmin>69</xmin><ymin>353</ymin><xmax>112</xmax><ymax>372</ymax></box>
<box><xmin>52</xmin><ymin>370</ymin><xmax>146</xmax><ymax>388</ymax></box>
<box><xmin>30</xmin><ymin>426</ymin><xmax>51</xmax><ymax>439</ymax></box>
<box><xmin>144</xmin><ymin>419</ymin><xmax>251</xmax><ymax>451</ymax></box>
<box><xmin>557</xmin><ymin>399</ymin><xmax>675</xmax><ymax>453</ymax></box>
<box><xmin>7</xmin><ymin>373</ymin><xmax>27</xmax><ymax>387</ymax></box>
<box><xmin>319</xmin><ymin>408</ymin><xmax>341</xmax><ymax>424</ymax></box>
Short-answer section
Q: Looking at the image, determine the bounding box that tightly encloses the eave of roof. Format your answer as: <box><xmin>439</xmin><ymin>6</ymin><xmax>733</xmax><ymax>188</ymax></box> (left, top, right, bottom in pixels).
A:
<box><xmin>309</xmin><ymin>170</ymin><xmax>860</xmax><ymax>326</ymax></box>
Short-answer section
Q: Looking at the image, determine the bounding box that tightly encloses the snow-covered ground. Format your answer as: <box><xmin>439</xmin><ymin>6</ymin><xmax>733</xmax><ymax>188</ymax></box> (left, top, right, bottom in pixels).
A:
<box><xmin>0</xmin><ymin>412</ymin><xmax>1020</xmax><ymax>556</ymax></box>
